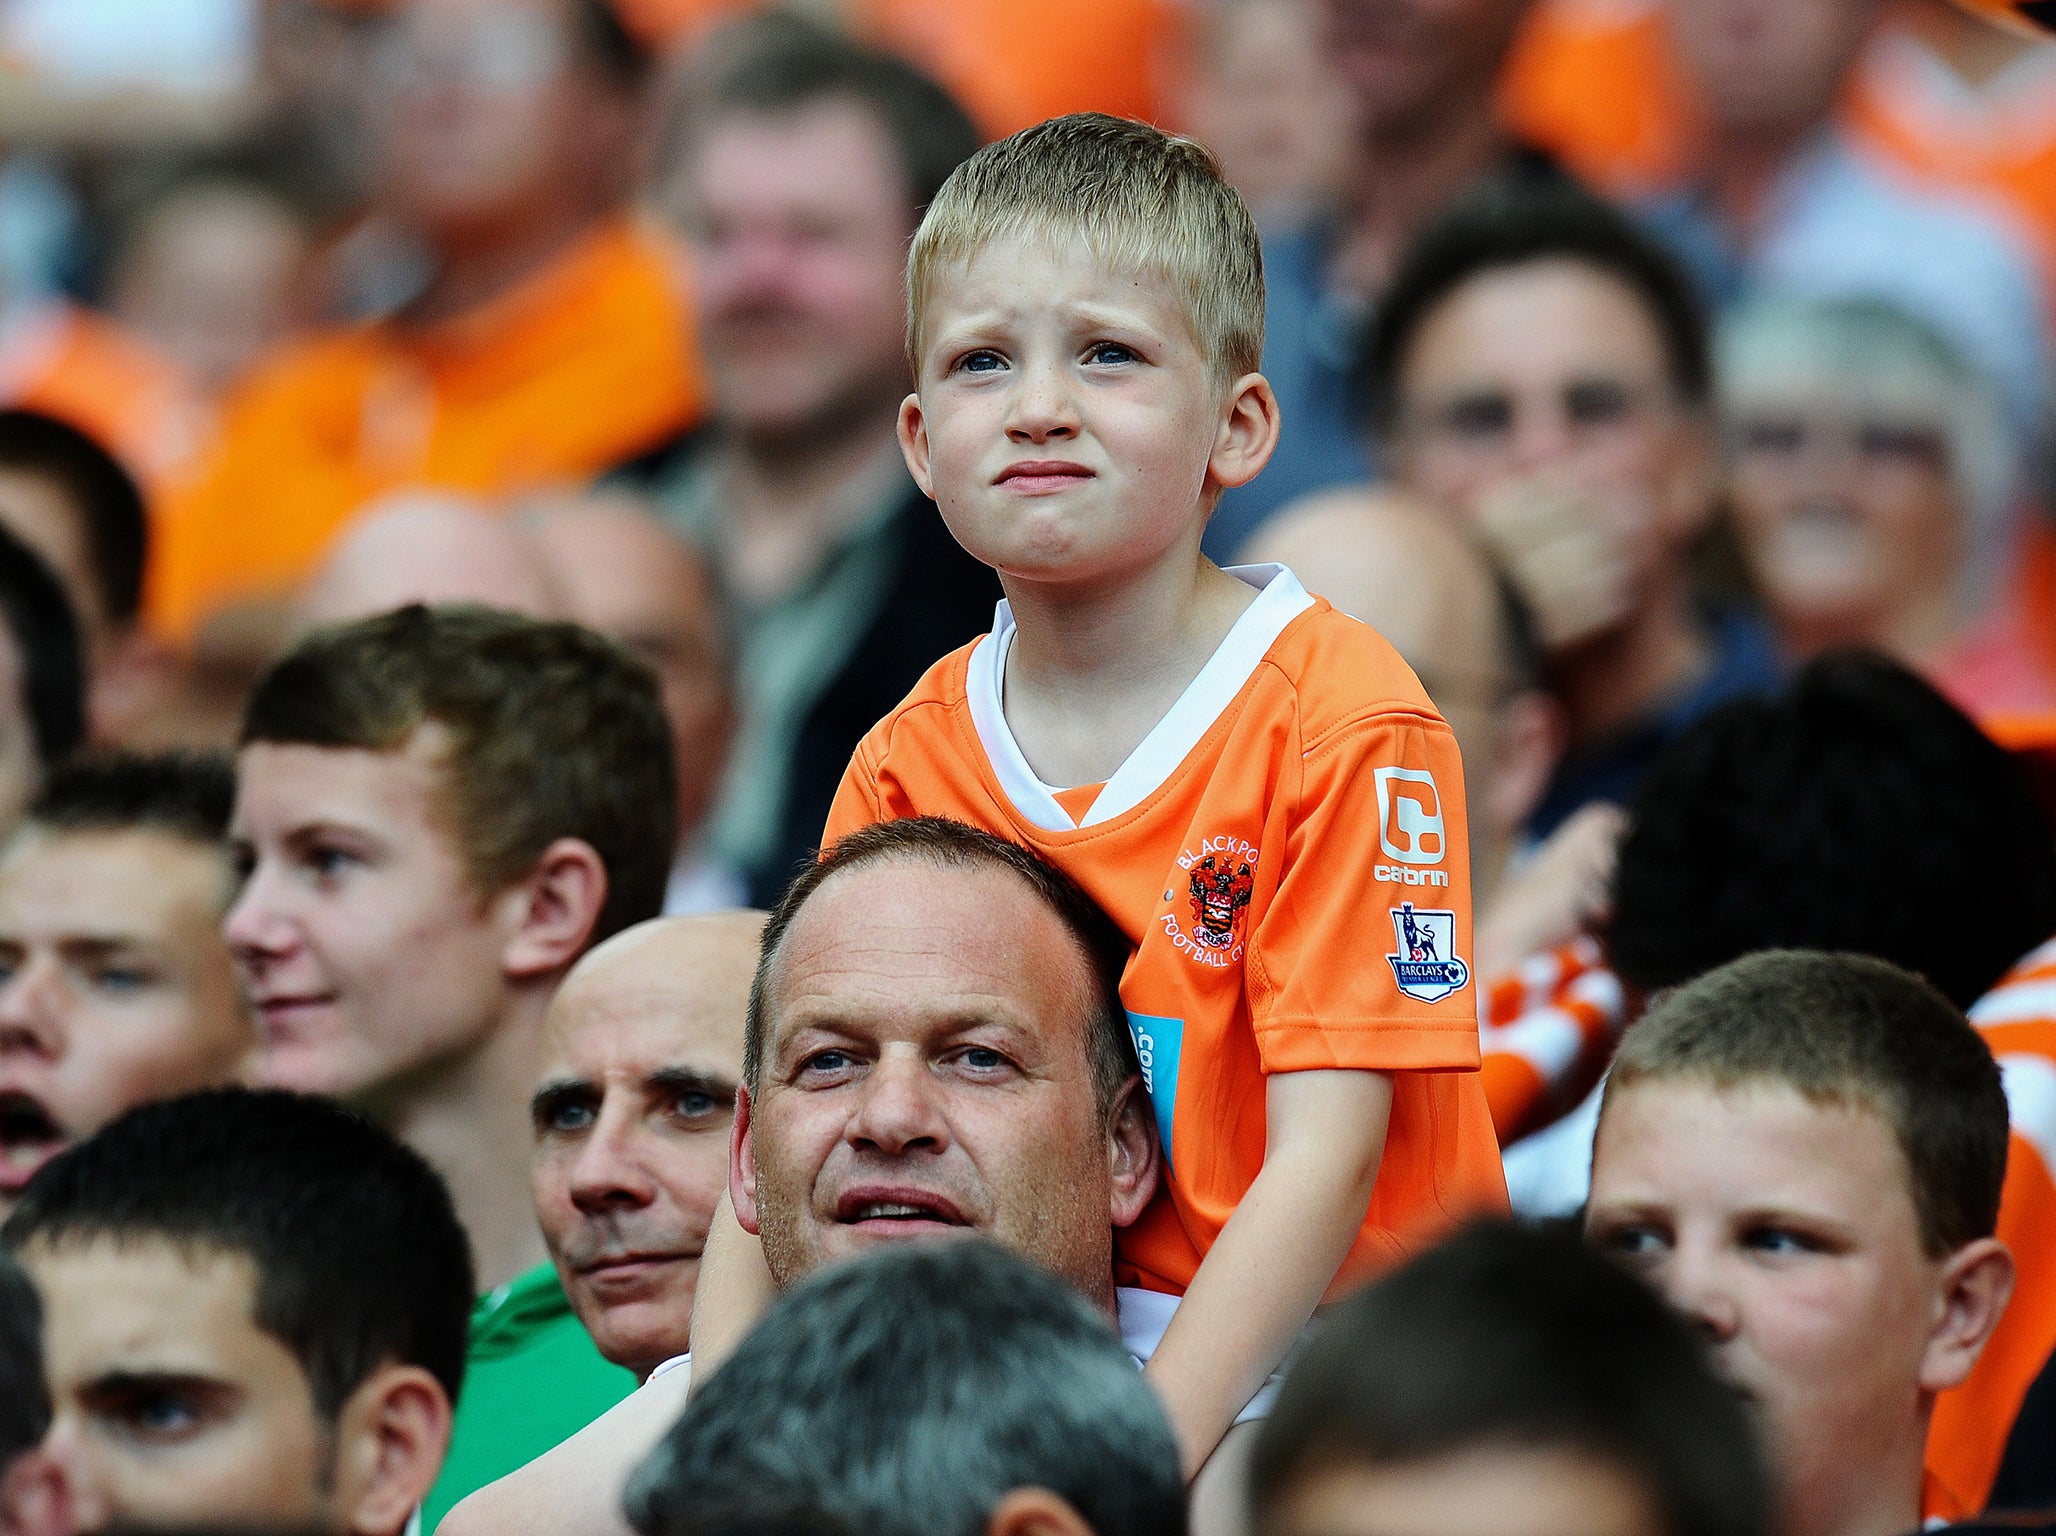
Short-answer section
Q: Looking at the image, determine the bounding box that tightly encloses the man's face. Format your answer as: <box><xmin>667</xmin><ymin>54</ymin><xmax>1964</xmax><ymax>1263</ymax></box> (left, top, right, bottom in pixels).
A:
<box><xmin>1586</xmin><ymin>1078</ymin><xmax>1949</xmax><ymax>1536</ymax></box>
<box><xmin>1318</xmin><ymin>0</ymin><xmax>1534</xmax><ymax>139</ymax></box>
<box><xmin>1668</xmin><ymin>0</ymin><xmax>1876</xmax><ymax>142</ymax></box>
<box><xmin>1263</xmin><ymin>1445</ymin><xmax>1667</xmax><ymax>1536</ymax></box>
<box><xmin>0</xmin><ymin>827</ymin><xmax>249</xmax><ymax>1212</ymax></box>
<box><xmin>25</xmin><ymin>1237</ymin><xmax>337</xmax><ymax>1531</ymax></box>
<box><xmin>224</xmin><ymin>732</ymin><xmax>514</xmax><ymax>1109</ymax></box>
<box><xmin>737</xmin><ymin>858</ymin><xmax>1145</xmax><ymax>1311</ymax></box>
<box><xmin>530</xmin><ymin>915</ymin><xmax>758</xmax><ymax>1376</ymax></box>
<box><xmin>674</xmin><ymin>101</ymin><xmax>916</xmax><ymax>443</ymax></box>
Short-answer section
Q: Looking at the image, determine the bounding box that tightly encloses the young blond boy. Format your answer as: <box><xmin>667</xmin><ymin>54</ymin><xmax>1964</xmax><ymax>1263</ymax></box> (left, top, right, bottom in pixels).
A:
<box><xmin>1586</xmin><ymin>950</ymin><xmax>2016</xmax><ymax>1536</ymax></box>
<box><xmin>699</xmin><ymin>114</ymin><xmax>1508</xmax><ymax>1479</ymax></box>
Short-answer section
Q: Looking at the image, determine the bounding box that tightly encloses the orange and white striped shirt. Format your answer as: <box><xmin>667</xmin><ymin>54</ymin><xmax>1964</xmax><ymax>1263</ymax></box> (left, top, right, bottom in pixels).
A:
<box><xmin>1480</xmin><ymin>936</ymin><xmax>1630</xmax><ymax>1145</ymax></box>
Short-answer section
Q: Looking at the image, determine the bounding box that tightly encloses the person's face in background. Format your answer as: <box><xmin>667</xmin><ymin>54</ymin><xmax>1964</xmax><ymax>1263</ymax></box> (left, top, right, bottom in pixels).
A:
<box><xmin>1727</xmin><ymin>386</ymin><xmax>1962</xmax><ymax>657</ymax></box>
<box><xmin>1261</xmin><ymin>1445</ymin><xmax>1669</xmax><ymax>1536</ymax></box>
<box><xmin>1667</xmin><ymin>0</ymin><xmax>1878</xmax><ymax>143</ymax></box>
<box><xmin>0</xmin><ymin>825</ymin><xmax>249</xmax><ymax>1212</ymax></box>
<box><xmin>1178</xmin><ymin>0</ymin><xmax>1350</xmax><ymax>222</ymax></box>
<box><xmin>1317</xmin><ymin>0</ymin><xmax>1534</xmax><ymax>139</ymax></box>
<box><xmin>373</xmin><ymin>0</ymin><xmax>638</xmax><ymax>252</ymax></box>
<box><xmin>670</xmin><ymin>99</ymin><xmax>916</xmax><ymax>446</ymax></box>
<box><xmin>0</xmin><ymin>629</ymin><xmax>34</xmax><ymax>835</ymax></box>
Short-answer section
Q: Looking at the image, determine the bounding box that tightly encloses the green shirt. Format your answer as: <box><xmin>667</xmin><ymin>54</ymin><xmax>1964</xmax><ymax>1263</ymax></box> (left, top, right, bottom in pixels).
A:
<box><xmin>421</xmin><ymin>1262</ymin><xmax>637</xmax><ymax>1531</ymax></box>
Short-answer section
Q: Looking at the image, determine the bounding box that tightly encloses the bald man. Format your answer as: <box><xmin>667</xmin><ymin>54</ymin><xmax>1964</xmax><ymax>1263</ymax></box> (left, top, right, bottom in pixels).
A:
<box><xmin>525</xmin><ymin>492</ymin><xmax>740</xmax><ymax>915</ymax></box>
<box><xmin>298</xmin><ymin>492</ymin><xmax>565</xmax><ymax>629</ymax></box>
<box><xmin>530</xmin><ymin>911</ymin><xmax>765</xmax><ymax>1381</ymax></box>
<box><xmin>1244</xmin><ymin>489</ymin><xmax>1613</xmax><ymax>978</ymax></box>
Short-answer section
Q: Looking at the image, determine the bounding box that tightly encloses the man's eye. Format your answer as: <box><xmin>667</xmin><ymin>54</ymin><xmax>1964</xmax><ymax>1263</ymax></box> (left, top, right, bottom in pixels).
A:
<box><xmin>957</xmin><ymin>1047</ymin><xmax>1012</xmax><ymax>1074</ymax></box>
<box><xmin>1440</xmin><ymin>395</ymin><xmax>1513</xmax><ymax>440</ymax></box>
<box><xmin>1564</xmin><ymin>380</ymin><xmax>1634</xmax><ymax>426</ymax></box>
<box><xmin>92</xmin><ymin>967</ymin><xmax>151</xmax><ymax>994</ymax></box>
<box><xmin>796</xmin><ymin>1050</ymin><xmax>858</xmax><ymax>1084</ymax></box>
<box><xmin>1084</xmin><ymin>341</ymin><xmax>1136</xmax><ymax>366</ymax></box>
<box><xmin>675</xmin><ymin>1091</ymin><xmax>721</xmax><ymax>1121</ymax></box>
<box><xmin>110</xmin><ymin>1393</ymin><xmax>204</xmax><ymax>1442</ymax></box>
<box><xmin>547</xmin><ymin>1102</ymin><xmax>596</xmax><ymax>1133</ymax></box>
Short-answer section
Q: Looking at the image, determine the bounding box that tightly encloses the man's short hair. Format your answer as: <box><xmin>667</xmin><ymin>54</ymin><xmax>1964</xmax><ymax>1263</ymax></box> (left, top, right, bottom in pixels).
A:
<box><xmin>574</xmin><ymin>0</ymin><xmax>651</xmax><ymax>91</ymax></box>
<box><xmin>747</xmin><ymin>817</ymin><xmax>1137</xmax><ymax>1114</ymax></box>
<box><xmin>1364</xmin><ymin>176</ymin><xmax>1712</xmax><ymax>435</ymax></box>
<box><xmin>1607</xmin><ymin>651</ymin><xmax>2056</xmax><ymax>1010</ymax></box>
<box><xmin>0</xmin><ymin>408</ymin><xmax>148</xmax><ymax>629</ymax></box>
<box><xmin>1249</xmin><ymin>1220</ymin><xmax>1770</xmax><ymax>1536</ymax></box>
<box><xmin>679</xmin><ymin>11</ymin><xmax>979</xmax><ymax>218</ymax></box>
<box><xmin>0</xmin><ymin>522</ymin><xmax>84</xmax><ymax>773</ymax></box>
<box><xmin>2</xmin><ymin>1087</ymin><xmax>474</xmax><ymax>1420</ymax></box>
<box><xmin>0</xmin><ymin>1250</ymin><xmax>48</xmax><ymax>1471</ymax></box>
<box><xmin>24</xmin><ymin>750</ymin><xmax>234</xmax><ymax>847</ymax></box>
<box><xmin>1607</xmin><ymin>950</ymin><xmax>2009</xmax><ymax>1257</ymax></box>
<box><xmin>242</xmin><ymin>604</ymin><xmax>677</xmax><ymax>944</ymax></box>
<box><xmin>624</xmin><ymin>1238</ymin><xmax>1185</xmax><ymax>1536</ymax></box>
<box><xmin>909</xmin><ymin>113</ymin><xmax>1265</xmax><ymax>391</ymax></box>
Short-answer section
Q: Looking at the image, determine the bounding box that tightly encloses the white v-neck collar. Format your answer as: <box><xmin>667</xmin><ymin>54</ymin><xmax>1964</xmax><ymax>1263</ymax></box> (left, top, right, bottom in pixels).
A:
<box><xmin>966</xmin><ymin>564</ymin><xmax>1316</xmax><ymax>832</ymax></box>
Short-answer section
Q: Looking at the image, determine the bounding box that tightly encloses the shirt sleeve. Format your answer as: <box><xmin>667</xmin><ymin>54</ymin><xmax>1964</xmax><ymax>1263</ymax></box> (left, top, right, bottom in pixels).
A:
<box><xmin>1245</xmin><ymin>710</ymin><xmax>1482</xmax><ymax>1075</ymax></box>
<box><xmin>821</xmin><ymin>735</ymin><xmax>886</xmax><ymax>852</ymax></box>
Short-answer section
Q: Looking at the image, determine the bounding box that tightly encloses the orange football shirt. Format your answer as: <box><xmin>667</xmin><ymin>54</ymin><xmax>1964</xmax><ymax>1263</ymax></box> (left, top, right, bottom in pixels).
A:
<box><xmin>824</xmin><ymin>566</ymin><xmax>1510</xmax><ymax>1296</ymax></box>
<box><xmin>145</xmin><ymin>213</ymin><xmax>706</xmax><ymax>643</ymax></box>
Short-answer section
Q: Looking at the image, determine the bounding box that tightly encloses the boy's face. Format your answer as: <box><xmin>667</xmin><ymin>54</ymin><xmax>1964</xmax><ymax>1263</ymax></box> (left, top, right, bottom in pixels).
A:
<box><xmin>24</xmin><ymin>1236</ymin><xmax>338</xmax><ymax>1531</ymax></box>
<box><xmin>1262</xmin><ymin>1444</ymin><xmax>1666</xmax><ymax>1536</ymax></box>
<box><xmin>225</xmin><ymin>728</ymin><xmax>518</xmax><ymax>1108</ymax></box>
<box><xmin>1586</xmin><ymin>1077</ymin><xmax>1986</xmax><ymax>1534</ymax></box>
<box><xmin>901</xmin><ymin>235</ymin><xmax>1273</xmax><ymax>591</ymax></box>
<box><xmin>0</xmin><ymin>826</ymin><xmax>250</xmax><ymax>1212</ymax></box>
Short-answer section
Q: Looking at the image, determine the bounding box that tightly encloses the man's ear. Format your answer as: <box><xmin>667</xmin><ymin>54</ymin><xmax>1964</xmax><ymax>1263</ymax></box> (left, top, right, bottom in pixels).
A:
<box><xmin>1921</xmin><ymin>1237</ymin><xmax>2015</xmax><ymax>1394</ymax></box>
<box><xmin>497</xmin><ymin>837</ymin><xmax>609</xmax><ymax>982</ymax></box>
<box><xmin>1208</xmin><ymin>372</ymin><xmax>1282</xmax><ymax>492</ymax></box>
<box><xmin>331</xmin><ymin>1364</ymin><xmax>453</xmax><ymax>1536</ymax></box>
<box><xmin>87</xmin><ymin>625</ymin><xmax>178</xmax><ymax>745</ymax></box>
<box><xmin>0</xmin><ymin>1446</ymin><xmax>75</xmax><ymax>1536</ymax></box>
<box><xmin>1106</xmin><ymin>1077</ymin><xmax>1161</xmax><ymax>1230</ymax></box>
<box><xmin>897</xmin><ymin>393</ymin><xmax>936</xmax><ymax>499</ymax></box>
<box><xmin>986</xmin><ymin>1487</ymin><xmax>1097</xmax><ymax>1536</ymax></box>
<box><xmin>731</xmin><ymin>1081</ymin><xmax>763</xmax><ymax>1236</ymax></box>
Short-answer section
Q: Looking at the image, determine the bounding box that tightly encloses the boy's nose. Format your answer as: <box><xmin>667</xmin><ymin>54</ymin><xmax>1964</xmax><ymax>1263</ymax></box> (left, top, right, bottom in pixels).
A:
<box><xmin>1004</xmin><ymin>361</ymin><xmax>1082</xmax><ymax>443</ymax></box>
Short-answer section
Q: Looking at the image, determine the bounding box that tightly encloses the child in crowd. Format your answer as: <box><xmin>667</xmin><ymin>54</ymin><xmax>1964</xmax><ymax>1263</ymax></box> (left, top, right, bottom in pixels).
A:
<box><xmin>1586</xmin><ymin>950</ymin><xmax>2016</xmax><ymax>1533</ymax></box>
<box><xmin>698</xmin><ymin>113</ymin><xmax>1507</xmax><ymax>1480</ymax></box>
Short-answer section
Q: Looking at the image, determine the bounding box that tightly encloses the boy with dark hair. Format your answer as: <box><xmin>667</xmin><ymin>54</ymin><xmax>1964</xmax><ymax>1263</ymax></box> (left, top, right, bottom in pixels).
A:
<box><xmin>1250</xmin><ymin>1220</ymin><xmax>1770</xmax><ymax>1536</ymax></box>
<box><xmin>0</xmin><ymin>525</ymin><xmax>84</xmax><ymax>833</ymax></box>
<box><xmin>225</xmin><ymin>604</ymin><xmax>675</xmax><ymax>1523</ymax></box>
<box><xmin>0</xmin><ymin>1249</ymin><xmax>69</xmax><ymax>1536</ymax></box>
<box><xmin>4</xmin><ymin>1087</ymin><xmax>472</xmax><ymax>1535</ymax></box>
<box><xmin>1588</xmin><ymin>950</ymin><xmax>2017</xmax><ymax>1536</ymax></box>
<box><xmin>0</xmin><ymin>752</ymin><xmax>249</xmax><ymax>1213</ymax></box>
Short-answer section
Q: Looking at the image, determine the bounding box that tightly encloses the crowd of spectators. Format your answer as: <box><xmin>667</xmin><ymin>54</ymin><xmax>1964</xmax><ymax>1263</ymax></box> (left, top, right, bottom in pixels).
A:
<box><xmin>2</xmin><ymin>0</ymin><xmax>2056</xmax><ymax>1534</ymax></box>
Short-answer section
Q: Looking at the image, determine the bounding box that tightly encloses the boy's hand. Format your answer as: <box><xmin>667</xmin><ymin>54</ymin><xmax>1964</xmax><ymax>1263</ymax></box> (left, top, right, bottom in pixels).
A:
<box><xmin>1476</xmin><ymin>801</ymin><xmax>1625</xmax><ymax>981</ymax></box>
<box><xmin>1475</xmin><ymin>474</ymin><xmax>1651</xmax><ymax>652</ymax></box>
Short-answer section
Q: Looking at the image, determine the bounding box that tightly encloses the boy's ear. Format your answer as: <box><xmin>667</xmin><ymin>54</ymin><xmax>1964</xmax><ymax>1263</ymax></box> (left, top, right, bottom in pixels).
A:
<box><xmin>897</xmin><ymin>393</ymin><xmax>937</xmax><ymax>499</ymax></box>
<box><xmin>497</xmin><ymin>837</ymin><xmax>609</xmax><ymax>982</ymax></box>
<box><xmin>1106</xmin><ymin>1077</ymin><xmax>1161</xmax><ymax>1229</ymax></box>
<box><xmin>331</xmin><ymin>1363</ymin><xmax>452</xmax><ymax>1535</ymax></box>
<box><xmin>1208</xmin><ymin>372</ymin><xmax>1282</xmax><ymax>492</ymax></box>
<box><xmin>1920</xmin><ymin>1236</ymin><xmax>2015</xmax><ymax>1394</ymax></box>
<box><xmin>986</xmin><ymin>1487</ymin><xmax>1097</xmax><ymax>1536</ymax></box>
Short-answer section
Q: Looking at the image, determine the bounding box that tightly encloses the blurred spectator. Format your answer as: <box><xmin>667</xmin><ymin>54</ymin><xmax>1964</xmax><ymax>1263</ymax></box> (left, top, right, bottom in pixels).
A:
<box><xmin>1642</xmin><ymin>0</ymin><xmax>2052</xmax><ymax>451</ymax></box>
<box><xmin>524</xmin><ymin>489</ymin><xmax>740</xmax><ymax>913</ymax></box>
<box><xmin>1242</xmin><ymin>489</ymin><xmax>1620</xmax><ymax>981</ymax></box>
<box><xmin>1718</xmin><ymin>294</ymin><xmax>2048</xmax><ymax>713</ymax></box>
<box><xmin>625</xmin><ymin>1240</ymin><xmax>1187</xmax><ymax>1536</ymax></box>
<box><xmin>150</xmin><ymin>0</ymin><xmax>707</xmax><ymax>655</ymax></box>
<box><xmin>1248</xmin><ymin>1220</ymin><xmax>1770</xmax><ymax>1536</ymax></box>
<box><xmin>225</xmin><ymin>607</ymin><xmax>675</xmax><ymax>1526</ymax></box>
<box><xmin>529</xmin><ymin>911</ymin><xmax>761</xmax><ymax>1382</ymax></box>
<box><xmin>0</xmin><ymin>525</ymin><xmax>84</xmax><ymax>833</ymax></box>
<box><xmin>1369</xmin><ymin>179</ymin><xmax>1778</xmax><ymax>836</ymax></box>
<box><xmin>1205</xmin><ymin>0</ymin><xmax>1566</xmax><ymax>555</ymax></box>
<box><xmin>0</xmin><ymin>409</ymin><xmax>175</xmax><ymax>746</ymax></box>
<box><xmin>299</xmin><ymin>491</ymin><xmax>564</xmax><ymax>628</ymax></box>
<box><xmin>5</xmin><ymin>1088</ymin><xmax>469</xmax><ymax>1536</ymax></box>
<box><xmin>0</xmin><ymin>753</ymin><xmax>249</xmax><ymax>1218</ymax></box>
<box><xmin>108</xmin><ymin>175</ymin><xmax>313</xmax><ymax>402</ymax></box>
<box><xmin>643</xmin><ymin>16</ymin><xmax>997</xmax><ymax>904</ymax></box>
<box><xmin>1588</xmin><ymin>950</ymin><xmax>2015</xmax><ymax>1533</ymax></box>
<box><xmin>1175</xmin><ymin>0</ymin><xmax>1350</xmax><ymax>225</ymax></box>
<box><xmin>0</xmin><ymin>1250</ymin><xmax>69</xmax><ymax>1536</ymax></box>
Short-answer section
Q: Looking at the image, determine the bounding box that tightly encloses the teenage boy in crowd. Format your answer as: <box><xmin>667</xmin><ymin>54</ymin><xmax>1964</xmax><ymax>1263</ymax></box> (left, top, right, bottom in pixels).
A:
<box><xmin>1587</xmin><ymin>950</ymin><xmax>2018</xmax><ymax>1536</ymax></box>
<box><xmin>0</xmin><ymin>752</ymin><xmax>250</xmax><ymax>1213</ymax></box>
<box><xmin>5</xmin><ymin>1087</ymin><xmax>472</xmax><ymax>1535</ymax></box>
<box><xmin>223</xmin><ymin>604</ymin><xmax>676</xmax><ymax>1524</ymax></box>
<box><xmin>1249</xmin><ymin>1220</ymin><xmax>1770</xmax><ymax>1536</ymax></box>
<box><xmin>694</xmin><ymin>115</ymin><xmax>1508</xmax><ymax>1491</ymax></box>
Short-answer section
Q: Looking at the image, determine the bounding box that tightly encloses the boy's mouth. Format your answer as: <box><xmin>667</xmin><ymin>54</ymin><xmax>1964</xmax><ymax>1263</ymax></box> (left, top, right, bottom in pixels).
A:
<box><xmin>995</xmin><ymin>460</ymin><xmax>1094</xmax><ymax>495</ymax></box>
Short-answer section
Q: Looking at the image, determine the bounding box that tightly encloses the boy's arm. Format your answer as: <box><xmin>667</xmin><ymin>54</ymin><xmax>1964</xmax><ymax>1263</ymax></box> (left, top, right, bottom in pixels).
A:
<box><xmin>1144</xmin><ymin>1066</ymin><xmax>1393</xmax><ymax>1478</ymax></box>
<box><xmin>683</xmin><ymin>1192</ymin><xmax>779</xmax><ymax>1388</ymax></box>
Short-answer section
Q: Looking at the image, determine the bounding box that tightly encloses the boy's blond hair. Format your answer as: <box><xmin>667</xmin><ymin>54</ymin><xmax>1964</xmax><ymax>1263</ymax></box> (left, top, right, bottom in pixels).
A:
<box><xmin>907</xmin><ymin>113</ymin><xmax>1265</xmax><ymax>391</ymax></box>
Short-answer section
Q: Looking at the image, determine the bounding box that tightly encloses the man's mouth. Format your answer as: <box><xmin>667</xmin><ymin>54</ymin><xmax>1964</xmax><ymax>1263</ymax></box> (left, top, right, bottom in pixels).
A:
<box><xmin>0</xmin><ymin>1091</ymin><xmax>66</xmax><ymax>1193</ymax></box>
<box><xmin>833</xmin><ymin>1188</ymin><xmax>971</xmax><ymax>1229</ymax></box>
<box><xmin>250</xmin><ymin>995</ymin><xmax>335</xmax><ymax>1036</ymax></box>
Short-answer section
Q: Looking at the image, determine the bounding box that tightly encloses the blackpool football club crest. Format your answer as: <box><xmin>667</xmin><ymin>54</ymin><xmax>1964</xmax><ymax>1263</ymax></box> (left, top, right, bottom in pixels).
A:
<box><xmin>1161</xmin><ymin>837</ymin><xmax>1261</xmax><ymax>968</ymax></box>
<box><xmin>1385</xmin><ymin>902</ymin><xmax>1470</xmax><ymax>1003</ymax></box>
<box><xmin>1187</xmin><ymin>854</ymin><xmax>1255</xmax><ymax>948</ymax></box>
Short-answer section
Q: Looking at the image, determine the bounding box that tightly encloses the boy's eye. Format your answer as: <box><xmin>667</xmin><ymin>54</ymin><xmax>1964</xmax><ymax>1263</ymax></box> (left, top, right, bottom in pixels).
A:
<box><xmin>1084</xmin><ymin>341</ymin><xmax>1137</xmax><ymax>366</ymax></box>
<box><xmin>955</xmin><ymin>349</ymin><xmax>1006</xmax><ymax>375</ymax></box>
<box><xmin>1742</xmin><ymin>1225</ymin><xmax>1822</xmax><ymax>1258</ymax></box>
<box><xmin>1590</xmin><ymin>1220</ymin><xmax>1670</xmax><ymax>1261</ymax></box>
<box><xmin>91</xmin><ymin>965</ymin><xmax>153</xmax><ymax>995</ymax></box>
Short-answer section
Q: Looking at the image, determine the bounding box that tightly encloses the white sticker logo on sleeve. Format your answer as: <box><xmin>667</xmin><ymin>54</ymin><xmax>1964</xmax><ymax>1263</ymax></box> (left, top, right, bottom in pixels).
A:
<box><xmin>1386</xmin><ymin>903</ymin><xmax>1470</xmax><ymax>1003</ymax></box>
<box><xmin>1374</xmin><ymin>767</ymin><xmax>1446</xmax><ymax>866</ymax></box>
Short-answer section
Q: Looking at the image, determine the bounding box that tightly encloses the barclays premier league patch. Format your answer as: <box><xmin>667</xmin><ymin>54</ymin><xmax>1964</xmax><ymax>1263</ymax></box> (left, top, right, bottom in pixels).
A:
<box><xmin>1386</xmin><ymin>902</ymin><xmax>1470</xmax><ymax>1003</ymax></box>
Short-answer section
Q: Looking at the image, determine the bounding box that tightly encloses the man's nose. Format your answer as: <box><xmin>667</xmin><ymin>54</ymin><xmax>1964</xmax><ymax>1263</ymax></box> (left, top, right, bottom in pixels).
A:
<box><xmin>567</xmin><ymin>1103</ymin><xmax>659</xmax><ymax>1214</ymax></box>
<box><xmin>1005</xmin><ymin>355</ymin><xmax>1081</xmax><ymax>444</ymax></box>
<box><xmin>1662</xmin><ymin>1237</ymin><xmax>1743</xmax><ymax>1345</ymax></box>
<box><xmin>0</xmin><ymin>958</ymin><xmax>61</xmax><ymax>1057</ymax></box>
<box><xmin>222</xmin><ymin>863</ymin><xmax>295</xmax><ymax>962</ymax></box>
<box><xmin>845</xmin><ymin>1052</ymin><xmax>949</xmax><ymax>1155</ymax></box>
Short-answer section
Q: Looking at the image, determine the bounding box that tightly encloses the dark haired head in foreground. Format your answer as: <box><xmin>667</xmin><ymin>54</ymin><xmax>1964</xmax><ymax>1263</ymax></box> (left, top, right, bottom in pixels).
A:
<box><xmin>0</xmin><ymin>1246</ymin><xmax>67</xmax><ymax>1536</ymax></box>
<box><xmin>1251</xmin><ymin>1220</ymin><xmax>1771</xmax><ymax>1536</ymax></box>
<box><xmin>625</xmin><ymin>1238</ymin><xmax>1185</xmax><ymax>1536</ymax></box>
<box><xmin>0</xmin><ymin>522</ymin><xmax>85</xmax><ymax>831</ymax></box>
<box><xmin>4</xmin><ymin>1088</ymin><xmax>472</xmax><ymax>1535</ymax></box>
